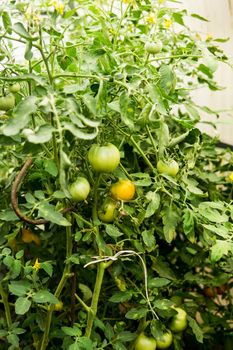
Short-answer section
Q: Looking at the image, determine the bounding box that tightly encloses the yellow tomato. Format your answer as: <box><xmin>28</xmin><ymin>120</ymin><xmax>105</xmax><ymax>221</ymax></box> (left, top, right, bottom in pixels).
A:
<box><xmin>21</xmin><ymin>228</ymin><xmax>41</xmax><ymax>246</ymax></box>
<box><xmin>110</xmin><ymin>179</ymin><xmax>135</xmax><ymax>201</ymax></box>
<box><xmin>54</xmin><ymin>301</ymin><xmax>63</xmax><ymax>311</ymax></box>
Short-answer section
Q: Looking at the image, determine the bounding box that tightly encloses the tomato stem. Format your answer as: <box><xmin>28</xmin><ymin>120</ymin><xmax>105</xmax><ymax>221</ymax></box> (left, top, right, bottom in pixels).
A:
<box><xmin>39</xmin><ymin>214</ymin><xmax>73</xmax><ymax>350</ymax></box>
<box><xmin>0</xmin><ymin>283</ymin><xmax>12</xmax><ymax>329</ymax></box>
<box><xmin>85</xmin><ymin>262</ymin><xmax>106</xmax><ymax>338</ymax></box>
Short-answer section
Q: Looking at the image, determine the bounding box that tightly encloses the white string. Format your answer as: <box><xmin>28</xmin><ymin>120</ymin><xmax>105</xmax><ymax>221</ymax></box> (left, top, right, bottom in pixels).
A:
<box><xmin>84</xmin><ymin>249</ymin><xmax>159</xmax><ymax>320</ymax></box>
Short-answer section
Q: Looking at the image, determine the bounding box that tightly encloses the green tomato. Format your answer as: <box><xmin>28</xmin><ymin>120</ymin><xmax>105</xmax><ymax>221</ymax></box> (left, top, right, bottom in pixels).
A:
<box><xmin>69</xmin><ymin>177</ymin><xmax>90</xmax><ymax>202</ymax></box>
<box><xmin>157</xmin><ymin>159</ymin><xmax>179</xmax><ymax>177</ymax></box>
<box><xmin>134</xmin><ymin>333</ymin><xmax>157</xmax><ymax>350</ymax></box>
<box><xmin>9</xmin><ymin>83</ymin><xmax>21</xmax><ymax>93</ymax></box>
<box><xmin>169</xmin><ymin>307</ymin><xmax>187</xmax><ymax>333</ymax></box>
<box><xmin>98</xmin><ymin>198</ymin><xmax>117</xmax><ymax>223</ymax></box>
<box><xmin>156</xmin><ymin>330</ymin><xmax>173</xmax><ymax>349</ymax></box>
<box><xmin>88</xmin><ymin>143</ymin><xmax>120</xmax><ymax>173</ymax></box>
<box><xmin>145</xmin><ymin>40</ymin><xmax>162</xmax><ymax>54</ymax></box>
<box><xmin>0</xmin><ymin>94</ymin><xmax>15</xmax><ymax>111</ymax></box>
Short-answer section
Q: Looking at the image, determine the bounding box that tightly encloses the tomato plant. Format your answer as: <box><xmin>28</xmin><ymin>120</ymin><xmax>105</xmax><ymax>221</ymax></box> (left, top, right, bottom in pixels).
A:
<box><xmin>0</xmin><ymin>1</ymin><xmax>232</xmax><ymax>350</ymax></box>
<box><xmin>134</xmin><ymin>333</ymin><xmax>157</xmax><ymax>350</ymax></box>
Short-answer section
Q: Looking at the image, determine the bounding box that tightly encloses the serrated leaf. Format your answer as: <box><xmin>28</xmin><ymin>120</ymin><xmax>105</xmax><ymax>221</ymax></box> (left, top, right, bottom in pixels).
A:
<box><xmin>2</xmin><ymin>11</ymin><xmax>12</xmax><ymax>34</ymax></box>
<box><xmin>3</xmin><ymin>96</ymin><xmax>37</xmax><ymax>136</ymax></box>
<box><xmin>23</xmin><ymin>125</ymin><xmax>54</xmax><ymax>144</ymax></box>
<box><xmin>161</xmin><ymin>205</ymin><xmax>179</xmax><ymax>243</ymax></box>
<box><xmin>187</xmin><ymin>316</ymin><xmax>203</xmax><ymax>343</ymax></box>
<box><xmin>159</xmin><ymin>65</ymin><xmax>176</xmax><ymax>94</ymax></box>
<box><xmin>150</xmin><ymin>319</ymin><xmax>163</xmax><ymax>338</ymax></box>
<box><xmin>142</xmin><ymin>230</ymin><xmax>156</xmax><ymax>251</ymax></box>
<box><xmin>183</xmin><ymin>208</ymin><xmax>195</xmax><ymax>242</ymax></box>
<box><xmin>148</xmin><ymin>278</ymin><xmax>171</xmax><ymax>288</ymax></box>
<box><xmin>78</xmin><ymin>283</ymin><xmax>92</xmax><ymax>301</ymax></box>
<box><xmin>13</xmin><ymin>22</ymin><xmax>37</xmax><ymax>41</ymax></box>
<box><xmin>9</xmin><ymin>281</ymin><xmax>31</xmax><ymax>297</ymax></box>
<box><xmin>125</xmin><ymin>307</ymin><xmax>147</xmax><ymax>320</ymax></box>
<box><xmin>63</xmin><ymin>122</ymin><xmax>98</xmax><ymax>140</ymax></box>
<box><xmin>40</xmin><ymin>262</ymin><xmax>53</xmax><ymax>277</ymax></box>
<box><xmin>44</xmin><ymin>159</ymin><xmax>58</xmax><ymax>177</ymax></box>
<box><xmin>32</xmin><ymin>290</ymin><xmax>59</xmax><ymax>304</ymax></box>
<box><xmin>109</xmin><ymin>291</ymin><xmax>133</xmax><ymax>303</ymax></box>
<box><xmin>38</xmin><ymin>202</ymin><xmax>71</xmax><ymax>226</ymax></box>
<box><xmin>15</xmin><ymin>297</ymin><xmax>31</xmax><ymax>315</ymax></box>
<box><xmin>105</xmin><ymin>225</ymin><xmax>123</xmax><ymax>238</ymax></box>
<box><xmin>210</xmin><ymin>240</ymin><xmax>232</xmax><ymax>262</ymax></box>
<box><xmin>145</xmin><ymin>192</ymin><xmax>160</xmax><ymax>218</ymax></box>
<box><xmin>153</xmin><ymin>299</ymin><xmax>174</xmax><ymax>310</ymax></box>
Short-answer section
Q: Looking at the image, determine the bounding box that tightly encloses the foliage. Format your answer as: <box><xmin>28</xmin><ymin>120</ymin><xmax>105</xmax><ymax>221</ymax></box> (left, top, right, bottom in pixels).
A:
<box><xmin>0</xmin><ymin>1</ymin><xmax>232</xmax><ymax>349</ymax></box>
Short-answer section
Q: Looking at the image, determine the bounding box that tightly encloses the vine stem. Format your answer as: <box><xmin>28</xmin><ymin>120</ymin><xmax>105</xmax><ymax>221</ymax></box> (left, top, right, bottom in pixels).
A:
<box><xmin>0</xmin><ymin>283</ymin><xmax>12</xmax><ymax>329</ymax></box>
<box><xmin>85</xmin><ymin>262</ymin><xmax>106</xmax><ymax>338</ymax></box>
<box><xmin>130</xmin><ymin>136</ymin><xmax>155</xmax><ymax>173</ymax></box>
<box><xmin>39</xmin><ymin>215</ymin><xmax>73</xmax><ymax>350</ymax></box>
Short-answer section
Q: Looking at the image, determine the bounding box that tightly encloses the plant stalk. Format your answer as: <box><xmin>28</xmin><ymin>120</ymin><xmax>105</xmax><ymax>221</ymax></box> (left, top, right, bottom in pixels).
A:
<box><xmin>0</xmin><ymin>283</ymin><xmax>12</xmax><ymax>329</ymax></box>
<box><xmin>85</xmin><ymin>262</ymin><xmax>106</xmax><ymax>338</ymax></box>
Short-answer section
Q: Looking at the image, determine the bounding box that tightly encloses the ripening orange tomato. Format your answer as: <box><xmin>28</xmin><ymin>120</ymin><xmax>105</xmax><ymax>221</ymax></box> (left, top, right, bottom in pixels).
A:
<box><xmin>110</xmin><ymin>179</ymin><xmax>135</xmax><ymax>201</ymax></box>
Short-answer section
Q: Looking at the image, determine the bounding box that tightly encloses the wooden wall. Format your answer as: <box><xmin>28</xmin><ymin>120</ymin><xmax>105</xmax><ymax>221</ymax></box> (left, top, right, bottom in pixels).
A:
<box><xmin>176</xmin><ymin>0</ymin><xmax>233</xmax><ymax>145</ymax></box>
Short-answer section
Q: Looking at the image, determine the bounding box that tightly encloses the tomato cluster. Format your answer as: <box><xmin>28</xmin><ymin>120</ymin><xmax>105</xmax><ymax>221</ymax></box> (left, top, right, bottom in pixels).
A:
<box><xmin>134</xmin><ymin>308</ymin><xmax>187</xmax><ymax>349</ymax></box>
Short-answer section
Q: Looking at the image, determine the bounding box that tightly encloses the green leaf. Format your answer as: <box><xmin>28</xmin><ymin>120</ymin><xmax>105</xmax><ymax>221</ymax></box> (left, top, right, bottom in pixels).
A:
<box><xmin>183</xmin><ymin>209</ymin><xmax>195</xmax><ymax>242</ymax></box>
<box><xmin>7</xmin><ymin>333</ymin><xmax>19</xmax><ymax>347</ymax></box>
<box><xmin>159</xmin><ymin>65</ymin><xmax>176</xmax><ymax>94</ymax></box>
<box><xmin>62</xmin><ymin>325</ymin><xmax>82</xmax><ymax>337</ymax></box>
<box><xmin>187</xmin><ymin>316</ymin><xmax>203</xmax><ymax>343</ymax></box>
<box><xmin>63</xmin><ymin>122</ymin><xmax>98</xmax><ymax>140</ymax></box>
<box><xmin>2</xmin><ymin>11</ymin><xmax>12</xmax><ymax>34</ymax></box>
<box><xmin>15</xmin><ymin>297</ymin><xmax>31</xmax><ymax>315</ymax></box>
<box><xmin>0</xmin><ymin>330</ymin><xmax>8</xmax><ymax>337</ymax></box>
<box><xmin>145</xmin><ymin>192</ymin><xmax>160</xmax><ymax>218</ymax></box>
<box><xmin>13</xmin><ymin>22</ymin><xmax>38</xmax><ymax>41</ymax></box>
<box><xmin>161</xmin><ymin>205</ymin><xmax>179</xmax><ymax>243</ymax></box>
<box><xmin>44</xmin><ymin>159</ymin><xmax>58</xmax><ymax>177</ymax></box>
<box><xmin>82</xmin><ymin>94</ymin><xmax>96</xmax><ymax>115</ymax></box>
<box><xmin>198</xmin><ymin>203</ymin><xmax>228</xmax><ymax>223</ymax></box>
<box><xmin>150</xmin><ymin>319</ymin><xmax>163</xmax><ymax>338</ymax></box>
<box><xmin>105</xmin><ymin>225</ymin><xmax>123</xmax><ymax>238</ymax></box>
<box><xmin>38</xmin><ymin>202</ymin><xmax>71</xmax><ymax>226</ymax></box>
<box><xmin>40</xmin><ymin>262</ymin><xmax>53</xmax><ymax>277</ymax></box>
<box><xmin>182</xmin><ymin>177</ymin><xmax>204</xmax><ymax>195</ymax></box>
<box><xmin>142</xmin><ymin>230</ymin><xmax>156</xmax><ymax>251</ymax></box>
<box><xmin>191</xmin><ymin>13</ymin><xmax>209</xmax><ymax>22</ymax></box>
<box><xmin>109</xmin><ymin>291</ymin><xmax>133</xmax><ymax>303</ymax></box>
<box><xmin>78</xmin><ymin>283</ymin><xmax>92</xmax><ymax>301</ymax></box>
<box><xmin>32</xmin><ymin>290</ymin><xmax>59</xmax><ymax>304</ymax></box>
<box><xmin>131</xmin><ymin>173</ymin><xmax>152</xmax><ymax>187</ymax></box>
<box><xmin>202</xmin><ymin>224</ymin><xmax>228</xmax><ymax>239</ymax></box>
<box><xmin>25</xmin><ymin>41</ymin><xmax>33</xmax><ymax>60</ymax></box>
<box><xmin>125</xmin><ymin>307</ymin><xmax>147</xmax><ymax>320</ymax></box>
<box><xmin>116</xmin><ymin>332</ymin><xmax>136</xmax><ymax>342</ymax></box>
<box><xmin>23</xmin><ymin>125</ymin><xmax>54</xmax><ymax>144</ymax></box>
<box><xmin>9</xmin><ymin>281</ymin><xmax>31</xmax><ymax>297</ymax></box>
<box><xmin>119</xmin><ymin>92</ymin><xmax>135</xmax><ymax>129</ymax></box>
<box><xmin>153</xmin><ymin>299</ymin><xmax>174</xmax><ymax>310</ymax></box>
<box><xmin>148</xmin><ymin>278</ymin><xmax>171</xmax><ymax>288</ymax></box>
<box><xmin>3</xmin><ymin>96</ymin><xmax>38</xmax><ymax>136</ymax></box>
<box><xmin>210</xmin><ymin>240</ymin><xmax>232</xmax><ymax>262</ymax></box>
